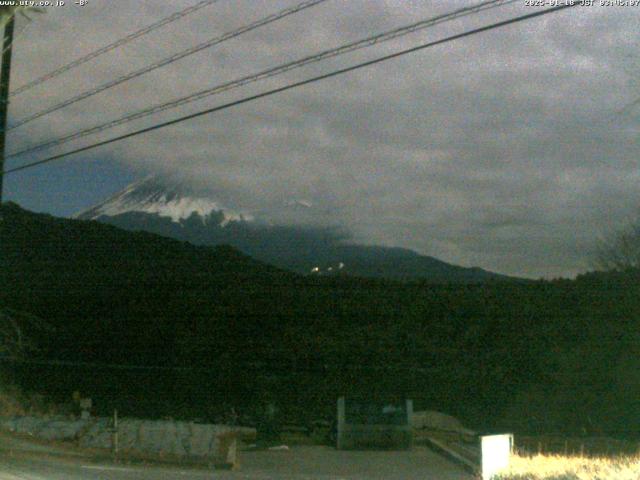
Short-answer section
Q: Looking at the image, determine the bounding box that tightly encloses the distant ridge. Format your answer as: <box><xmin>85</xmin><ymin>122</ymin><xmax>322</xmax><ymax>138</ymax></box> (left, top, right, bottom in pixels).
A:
<box><xmin>77</xmin><ymin>176</ymin><xmax>519</xmax><ymax>283</ymax></box>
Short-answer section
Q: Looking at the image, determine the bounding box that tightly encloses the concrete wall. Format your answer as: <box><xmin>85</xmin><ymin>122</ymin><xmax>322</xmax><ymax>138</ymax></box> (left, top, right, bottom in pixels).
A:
<box><xmin>0</xmin><ymin>415</ymin><xmax>255</xmax><ymax>458</ymax></box>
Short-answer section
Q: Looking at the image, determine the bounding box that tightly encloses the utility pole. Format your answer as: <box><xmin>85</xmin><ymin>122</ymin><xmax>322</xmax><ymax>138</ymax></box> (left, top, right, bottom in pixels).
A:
<box><xmin>0</xmin><ymin>14</ymin><xmax>14</xmax><ymax>204</ymax></box>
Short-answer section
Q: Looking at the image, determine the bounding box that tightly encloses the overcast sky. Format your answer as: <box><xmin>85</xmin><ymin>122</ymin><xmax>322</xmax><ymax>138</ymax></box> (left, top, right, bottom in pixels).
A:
<box><xmin>4</xmin><ymin>0</ymin><xmax>639</xmax><ymax>279</ymax></box>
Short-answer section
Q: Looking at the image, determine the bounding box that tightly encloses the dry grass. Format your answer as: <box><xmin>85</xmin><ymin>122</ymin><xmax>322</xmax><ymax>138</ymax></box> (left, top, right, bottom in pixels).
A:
<box><xmin>0</xmin><ymin>384</ymin><xmax>28</xmax><ymax>417</ymax></box>
<box><xmin>515</xmin><ymin>436</ymin><xmax>639</xmax><ymax>457</ymax></box>
<box><xmin>0</xmin><ymin>384</ymin><xmax>65</xmax><ymax>418</ymax></box>
<box><xmin>494</xmin><ymin>453</ymin><xmax>640</xmax><ymax>480</ymax></box>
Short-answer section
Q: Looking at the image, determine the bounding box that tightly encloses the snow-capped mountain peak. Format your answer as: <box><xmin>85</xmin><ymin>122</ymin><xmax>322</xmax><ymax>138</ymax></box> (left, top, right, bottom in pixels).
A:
<box><xmin>75</xmin><ymin>176</ymin><xmax>252</xmax><ymax>226</ymax></box>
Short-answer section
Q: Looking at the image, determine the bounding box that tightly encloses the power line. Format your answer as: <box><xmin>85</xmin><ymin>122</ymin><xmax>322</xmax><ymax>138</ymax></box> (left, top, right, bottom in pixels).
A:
<box><xmin>616</xmin><ymin>97</ymin><xmax>640</xmax><ymax>115</ymax></box>
<box><xmin>9</xmin><ymin>0</ymin><xmax>222</xmax><ymax>98</ymax></box>
<box><xmin>3</xmin><ymin>4</ymin><xmax>578</xmax><ymax>176</ymax></box>
<box><xmin>0</xmin><ymin>355</ymin><xmax>628</xmax><ymax>383</ymax></box>
<box><xmin>7</xmin><ymin>0</ymin><xmax>329</xmax><ymax>131</ymax></box>
<box><xmin>0</xmin><ymin>355</ymin><xmax>463</xmax><ymax>373</ymax></box>
<box><xmin>7</xmin><ymin>0</ymin><xmax>518</xmax><ymax>160</ymax></box>
<box><xmin>0</xmin><ymin>355</ymin><xmax>203</xmax><ymax>372</ymax></box>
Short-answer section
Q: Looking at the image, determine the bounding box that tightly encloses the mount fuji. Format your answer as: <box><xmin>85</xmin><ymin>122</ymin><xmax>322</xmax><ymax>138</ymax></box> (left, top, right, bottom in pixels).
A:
<box><xmin>76</xmin><ymin>176</ymin><xmax>515</xmax><ymax>283</ymax></box>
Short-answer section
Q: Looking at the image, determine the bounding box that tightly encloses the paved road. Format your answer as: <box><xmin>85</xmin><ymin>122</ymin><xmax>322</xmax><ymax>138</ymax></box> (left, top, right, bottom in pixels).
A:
<box><xmin>0</xmin><ymin>433</ymin><xmax>473</xmax><ymax>479</ymax></box>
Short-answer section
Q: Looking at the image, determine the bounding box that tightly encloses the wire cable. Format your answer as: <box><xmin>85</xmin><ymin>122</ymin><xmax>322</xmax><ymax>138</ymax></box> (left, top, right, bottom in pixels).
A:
<box><xmin>7</xmin><ymin>0</ymin><xmax>518</xmax><ymax>159</ymax></box>
<box><xmin>3</xmin><ymin>4</ymin><xmax>578</xmax><ymax>176</ymax></box>
<box><xmin>8</xmin><ymin>0</ymin><xmax>329</xmax><ymax>131</ymax></box>
<box><xmin>616</xmin><ymin>97</ymin><xmax>640</xmax><ymax>115</ymax></box>
<box><xmin>9</xmin><ymin>0</ymin><xmax>221</xmax><ymax>97</ymax></box>
<box><xmin>0</xmin><ymin>355</ymin><xmax>448</xmax><ymax>372</ymax></box>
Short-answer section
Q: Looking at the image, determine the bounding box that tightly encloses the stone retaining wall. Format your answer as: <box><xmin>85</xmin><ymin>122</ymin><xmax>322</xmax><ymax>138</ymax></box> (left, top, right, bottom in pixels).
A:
<box><xmin>0</xmin><ymin>416</ymin><xmax>255</xmax><ymax>458</ymax></box>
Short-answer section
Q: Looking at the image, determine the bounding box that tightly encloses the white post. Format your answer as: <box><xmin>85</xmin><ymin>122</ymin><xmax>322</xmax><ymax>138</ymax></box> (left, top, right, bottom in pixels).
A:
<box><xmin>481</xmin><ymin>434</ymin><xmax>513</xmax><ymax>480</ymax></box>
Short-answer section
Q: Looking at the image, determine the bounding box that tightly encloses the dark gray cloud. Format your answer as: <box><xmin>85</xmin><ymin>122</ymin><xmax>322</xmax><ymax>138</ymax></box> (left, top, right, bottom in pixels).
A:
<box><xmin>6</xmin><ymin>0</ymin><xmax>639</xmax><ymax>278</ymax></box>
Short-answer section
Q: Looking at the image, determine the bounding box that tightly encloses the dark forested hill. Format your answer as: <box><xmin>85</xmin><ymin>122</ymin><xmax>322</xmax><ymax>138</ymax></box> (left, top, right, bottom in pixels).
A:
<box><xmin>0</xmin><ymin>201</ymin><xmax>295</xmax><ymax>363</ymax></box>
<box><xmin>1</xmin><ymin>202</ymin><xmax>639</xmax><ymax>438</ymax></box>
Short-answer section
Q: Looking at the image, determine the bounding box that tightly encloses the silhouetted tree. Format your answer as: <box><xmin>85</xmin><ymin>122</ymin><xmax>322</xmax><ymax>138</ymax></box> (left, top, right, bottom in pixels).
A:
<box><xmin>594</xmin><ymin>217</ymin><xmax>640</xmax><ymax>271</ymax></box>
<box><xmin>0</xmin><ymin>308</ymin><xmax>51</xmax><ymax>357</ymax></box>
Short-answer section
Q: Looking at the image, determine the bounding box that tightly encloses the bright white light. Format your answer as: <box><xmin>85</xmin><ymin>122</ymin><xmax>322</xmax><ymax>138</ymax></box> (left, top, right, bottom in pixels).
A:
<box><xmin>481</xmin><ymin>434</ymin><xmax>513</xmax><ymax>480</ymax></box>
